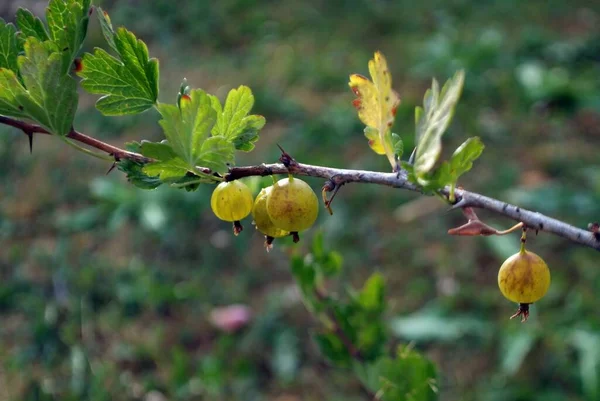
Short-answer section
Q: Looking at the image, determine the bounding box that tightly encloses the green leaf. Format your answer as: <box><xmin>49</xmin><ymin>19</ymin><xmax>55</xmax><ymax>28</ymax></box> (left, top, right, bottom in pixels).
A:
<box><xmin>0</xmin><ymin>18</ymin><xmax>20</xmax><ymax>74</ymax></box>
<box><xmin>355</xmin><ymin>346</ymin><xmax>438</xmax><ymax>401</ymax></box>
<box><xmin>320</xmin><ymin>251</ymin><xmax>343</xmax><ymax>277</ymax></box>
<box><xmin>389</xmin><ymin>132</ymin><xmax>403</xmax><ymax>159</ymax></box>
<box><xmin>231</xmin><ymin>115</ymin><xmax>265</xmax><ymax>152</ymax></box>
<box><xmin>415</xmin><ymin>137</ymin><xmax>484</xmax><ymax>193</ymax></box>
<box><xmin>78</xmin><ymin>16</ymin><xmax>159</xmax><ymax>116</ymax></box>
<box><xmin>212</xmin><ymin>86</ymin><xmax>265</xmax><ymax>152</ymax></box>
<box><xmin>0</xmin><ymin>69</ymin><xmax>28</xmax><ymax>118</ymax></box>
<box><xmin>331</xmin><ymin>304</ymin><xmax>358</xmax><ymax>345</ymax></box>
<box><xmin>117</xmin><ymin>158</ymin><xmax>162</xmax><ymax>190</ymax></box>
<box><xmin>195</xmin><ymin>136</ymin><xmax>235</xmax><ymax>173</ymax></box>
<box><xmin>413</xmin><ymin>70</ymin><xmax>465</xmax><ymax>178</ymax></box>
<box><xmin>158</xmin><ymin>89</ymin><xmax>222</xmax><ymax>169</ymax></box>
<box><xmin>447</xmin><ymin>136</ymin><xmax>484</xmax><ymax>181</ymax></box>
<box><xmin>96</xmin><ymin>7</ymin><xmax>117</xmax><ymax>53</ymax></box>
<box><xmin>16</xmin><ymin>37</ymin><xmax>78</xmax><ymax>135</ymax></box>
<box><xmin>138</xmin><ymin>140</ymin><xmax>189</xmax><ymax>180</ymax></box>
<box><xmin>138</xmin><ymin>140</ymin><xmax>215</xmax><ymax>183</ymax></box>
<box><xmin>46</xmin><ymin>0</ymin><xmax>91</xmax><ymax>74</ymax></box>
<box><xmin>312</xmin><ymin>231</ymin><xmax>325</xmax><ymax>259</ymax></box>
<box><xmin>358</xmin><ymin>273</ymin><xmax>386</xmax><ymax>314</ymax></box>
<box><xmin>142</xmin><ymin>159</ymin><xmax>191</xmax><ymax>181</ymax></box>
<box><xmin>15</xmin><ymin>8</ymin><xmax>49</xmax><ymax>42</ymax></box>
<box><xmin>290</xmin><ymin>255</ymin><xmax>316</xmax><ymax>294</ymax></box>
<box><xmin>314</xmin><ymin>332</ymin><xmax>352</xmax><ymax>367</ymax></box>
<box><xmin>139</xmin><ymin>140</ymin><xmax>177</xmax><ymax>160</ymax></box>
<box><xmin>213</xmin><ymin>86</ymin><xmax>253</xmax><ymax>137</ymax></box>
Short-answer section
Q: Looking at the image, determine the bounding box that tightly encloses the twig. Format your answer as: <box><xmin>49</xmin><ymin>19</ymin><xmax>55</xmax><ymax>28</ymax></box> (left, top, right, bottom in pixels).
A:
<box><xmin>1</xmin><ymin>115</ymin><xmax>598</xmax><ymax>251</ymax></box>
<box><xmin>0</xmin><ymin>116</ymin><xmax>151</xmax><ymax>163</ymax></box>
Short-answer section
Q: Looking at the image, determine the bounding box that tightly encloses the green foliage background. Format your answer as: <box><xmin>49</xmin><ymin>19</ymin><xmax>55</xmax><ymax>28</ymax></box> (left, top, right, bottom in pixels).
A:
<box><xmin>0</xmin><ymin>0</ymin><xmax>599</xmax><ymax>400</ymax></box>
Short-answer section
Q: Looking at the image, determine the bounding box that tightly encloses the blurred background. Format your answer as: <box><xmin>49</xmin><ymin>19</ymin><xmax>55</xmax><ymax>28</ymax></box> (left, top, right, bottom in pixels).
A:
<box><xmin>1</xmin><ymin>0</ymin><xmax>599</xmax><ymax>400</ymax></box>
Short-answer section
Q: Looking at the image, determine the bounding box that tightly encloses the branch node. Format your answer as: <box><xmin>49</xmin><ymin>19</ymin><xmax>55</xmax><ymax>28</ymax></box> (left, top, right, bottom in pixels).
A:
<box><xmin>588</xmin><ymin>222</ymin><xmax>600</xmax><ymax>241</ymax></box>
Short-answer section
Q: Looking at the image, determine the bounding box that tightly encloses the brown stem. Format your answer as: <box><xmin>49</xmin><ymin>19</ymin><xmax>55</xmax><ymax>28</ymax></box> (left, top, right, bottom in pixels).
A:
<box><xmin>0</xmin><ymin>116</ymin><xmax>150</xmax><ymax>164</ymax></box>
<box><xmin>314</xmin><ymin>289</ymin><xmax>363</xmax><ymax>361</ymax></box>
<box><xmin>1</xmin><ymin>115</ymin><xmax>598</xmax><ymax>251</ymax></box>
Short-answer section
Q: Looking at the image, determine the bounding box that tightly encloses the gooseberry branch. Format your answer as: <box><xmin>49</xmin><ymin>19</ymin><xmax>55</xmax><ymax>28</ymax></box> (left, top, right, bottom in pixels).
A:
<box><xmin>1</xmin><ymin>115</ymin><xmax>598</xmax><ymax>252</ymax></box>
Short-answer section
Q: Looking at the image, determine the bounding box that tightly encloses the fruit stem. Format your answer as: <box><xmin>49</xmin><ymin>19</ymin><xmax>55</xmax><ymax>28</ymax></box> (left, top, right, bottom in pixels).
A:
<box><xmin>288</xmin><ymin>173</ymin><xmax>294</xmax><ymax>181</ymax></box>
<box><xmin>520</xmin><ymin>226</ymin><xmax>527</xmax><ymax>254</ymax></box>
<box><xmin>292</xmin><ymin>232</ymin><xmax>300</xmax><ymax>243</ymax></box>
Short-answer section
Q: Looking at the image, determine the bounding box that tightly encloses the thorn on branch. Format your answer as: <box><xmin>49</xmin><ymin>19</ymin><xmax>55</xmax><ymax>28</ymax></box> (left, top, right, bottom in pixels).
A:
<box><xmin>277</xmin><ymin>144</ymin><xmax>298</xmax><ymax>169</ymax></box>
<box><xmin>106</xmin><ymin>161</ymin><xmax>117</xmax><ymax>175</ymax></box>
<box><xmin>26</xmin><ymin>131</ymin><xmax>33</xmax><ymax>153</ymax></box>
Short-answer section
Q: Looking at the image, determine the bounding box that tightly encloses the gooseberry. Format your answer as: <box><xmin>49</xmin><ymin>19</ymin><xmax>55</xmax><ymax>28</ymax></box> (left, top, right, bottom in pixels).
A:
<box><xmin>252</xmin><ymin>186</ymin><xmax>290</xmax><ymax>251</ymax></box>
<box><xmin>498</xmin><ymin>247</ymin><xmax>550</xmax><ymax>322</ymax></box>
<box><xmin>210</xmin><ymin>180</ymin><xmax>253</xmax><ymax>235</ymax></box>
<box><xmin>266</xmin><ymin>175</ymin><xmax>318</xmax><ymax>242</ymax></box>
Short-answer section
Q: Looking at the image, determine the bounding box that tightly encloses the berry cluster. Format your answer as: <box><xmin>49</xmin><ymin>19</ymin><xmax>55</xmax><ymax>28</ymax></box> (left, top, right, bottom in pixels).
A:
<box><xmin>210</xmin><ymin>175</ymin><xmax>319</xmax><ymax>250</ymax></box>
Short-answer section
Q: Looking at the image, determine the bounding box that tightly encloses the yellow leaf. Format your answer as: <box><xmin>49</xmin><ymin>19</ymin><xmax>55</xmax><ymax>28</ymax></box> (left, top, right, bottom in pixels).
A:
<box><xmin>364</xmin><ymin>127</ymin><xmax>385</xmax><ymax>155</ymax></box>
<box><xmin>349</xmin><ymin>52</ymin><xmax>400</xmax><ymax>166</ymax></box>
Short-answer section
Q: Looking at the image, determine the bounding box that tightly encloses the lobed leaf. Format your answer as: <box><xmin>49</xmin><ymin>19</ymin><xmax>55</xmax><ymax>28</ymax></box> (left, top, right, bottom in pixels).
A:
<box><xmin>0</xmin><ymin>18</ymin><xmax>20</xmax><ymax>74</ymax></box>
<box><xmin>195</xmin><ymin>136</ymin><xmax>235</xmax><ymax>173</ymax></box>
<box><xmin>117</xmin><ymin>158</ymin><xmax>162</xmax><ymax>190</ymax></box>
<box><xmin>78</xmin><ymin>10</ymin><xmax>159</xmax><ymax>115</ymax></box>
<box><xmin>46</xmin><ymin>0</ymin><xmax>91</xmax><ymax>74</ymax></box>
<box><xmin>15</xmin><ymin>37</ymin><xmax>78</xmax><ymax>135</ymax></box>
<box><xmin>158</xmin><ymin>90</ymin><xmax>217</xmax><ymax>166</ymax></box>
<box><xmin>211</xmin><ymin>86</ymin><xmax>265</xmax><ymax>152</ymax></box>
<box><xmin>142</xmin><ymin>159</ymin><xmax>192</xmax><ymax>181</ymax></box>
<box><xmin>96</xmin><ymin>7</ymin><xmax>117</xmax><ymax>53</ymax></box>
<box><xmin>138</xmin><ymin>140</ymin><xmax>191</xmax><ymax>180</ymax></box>
<box><xmin>15</xmin><ymin>9</ymin><xmax>49</xmax><ymax>43</ymax></box>
<box><xmin>349</xmin><ymin>52</ymin><xmax>400</xmax><ymax>167</ymax></box>
<box><xmin>364</xmin><ymin>127</ymin><xmax>385</xmax><ymax>155</ymax></box>
<box><xmin>0</xmin><ymin>69</ymin><xmax>28</xmax><ymax>118</ymax></box>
